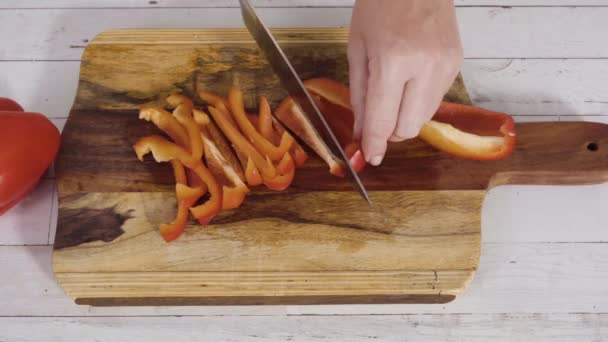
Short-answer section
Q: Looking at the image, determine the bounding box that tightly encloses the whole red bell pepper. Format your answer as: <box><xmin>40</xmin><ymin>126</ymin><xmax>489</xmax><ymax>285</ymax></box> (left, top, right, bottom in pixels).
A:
<box><xmin>0</xmin><ymin>99</ymin><xmax>60</xmax><ymax>215</ymax></box>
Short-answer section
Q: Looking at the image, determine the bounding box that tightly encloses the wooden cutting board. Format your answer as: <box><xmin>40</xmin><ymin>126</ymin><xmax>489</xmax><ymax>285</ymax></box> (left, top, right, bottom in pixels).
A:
<box><xmin>53</xmin><ymin>28</ymin><xmax>608</xmax><ymax>306</ymax></box>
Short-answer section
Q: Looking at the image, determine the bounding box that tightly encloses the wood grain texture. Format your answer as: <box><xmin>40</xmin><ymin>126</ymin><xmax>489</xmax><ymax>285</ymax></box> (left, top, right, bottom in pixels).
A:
<box><xmin>52</xmin><ymin>29</ymin><xmax>608</xmax><ymax>306</ymax></box>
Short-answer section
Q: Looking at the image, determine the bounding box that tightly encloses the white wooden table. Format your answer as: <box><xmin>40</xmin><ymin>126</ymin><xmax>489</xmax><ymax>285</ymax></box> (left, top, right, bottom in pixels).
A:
<box><xmin>1</xmin><ymin>1</ymin><xmax>607</xmax><ymax>341</ymax></box>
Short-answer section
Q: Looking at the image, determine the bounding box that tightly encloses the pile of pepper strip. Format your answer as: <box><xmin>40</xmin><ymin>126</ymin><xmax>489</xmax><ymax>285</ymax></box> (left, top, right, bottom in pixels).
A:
<box><xmin>133</xmin><ymin>87</ymin><xmax>309</xmax><ymax>242</ymax></box>
<box><xmin>134</xmin><ymin>78</ymin><xmax>516</xmax><ymax>242</ymax></box>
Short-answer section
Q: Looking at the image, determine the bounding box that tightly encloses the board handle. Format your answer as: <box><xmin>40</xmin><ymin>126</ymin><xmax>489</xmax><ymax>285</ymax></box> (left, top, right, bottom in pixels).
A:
<box><xmin>489</xmin><ymin>121</ymin><xmax>608</xmax><ymax>188</ymax></box>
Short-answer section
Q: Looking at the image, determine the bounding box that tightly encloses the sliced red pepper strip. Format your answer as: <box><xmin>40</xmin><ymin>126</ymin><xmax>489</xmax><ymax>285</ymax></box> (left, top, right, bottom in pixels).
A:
<box><xmin>257</xmin><ymin>96</ymin><xmax>309</xmax><ymax>168</ymax></box>
<box><xmin>133</xmin><ymin>135</ymin><xmax>222</xmax><ymax>226</ymax></box>
<box><xmin>171</xmin><ymin>159</ymin><xmax>188</xmax><ymax>185</ymax></box>
<box><xmin>207</xmin><ymin>105</ymin><xmax>277</xmax><ymax>179</ymax></box>
<box><xmin>263</xmin><ymin>153</ymin><xmax>296</xmax><ymax>191</ymax></box>
<box><xmin>245</xmin><ymin>157</ymin><xmax>263</xmax><ymax>186</ymax></box>
<box><xmin>228</xmin><ymin>87</ymin><xmax>295</xmax><ymax>161</ymax></box>
<box><xmin>139</xmin><ymin>104</ymin><xmax>198</xmax><ymax>218</ymax></box>
<box><xmin>418</xmin><ymin>102</ymin><xmax>517</xmax><ymax>161</ymax></box>
<box><xmin>193</xmin><ymin>109</ymin><xmax>245</xmax><ymax>181</ymax></box>
<box><xmin>268</xmin><ymin>114</ymin><xmax>309</xmax><ymax>167</ymax></box>
<box><xmin>199</xmin><ymin>90</ymin><xmax>231</xmax><ymax>114</ymax></box>
<box><xmin>166</xmin><ymin>95</ymin><xmax>208</xmax><ymax>193</ymax></box>
<box><xmin>257</xmin><ymin>96</ymin><xmax>275</xmax><ymax>143</ymax></box>
<box><xmin>193</xmin><ymin>109</ymin><xmax>250</xmax><ymax>210</ymax></box>
<box><xmin>201</xmin><ymin>134</ymin><xmax>250</xmax><ymax>209</ymax></box>
<box><xmin>139</xmin><ymin>106</ymin><xmax>190</xmax><ymax>148</ymax></box>
<box><xmin>159</xmin><ymin>183</ymin><xmax>206</xmax><ymax>242</ymax></box>
<box><xmin>198</xmin><ymin>90</ymin><xmax>242</xmax><ymax>132</ymax></box>
<box><xmin>167</xmin><ymin>94</ymin><xmax>203</xmax><ymax>160</ymax></box>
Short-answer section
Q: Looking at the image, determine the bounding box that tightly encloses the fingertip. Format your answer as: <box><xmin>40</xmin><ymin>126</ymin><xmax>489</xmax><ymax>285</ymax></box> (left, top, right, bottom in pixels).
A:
<box><xmin>362</xmin><ymin>137</ymin><xmax>388</xmax><ymax>166</ymax></box>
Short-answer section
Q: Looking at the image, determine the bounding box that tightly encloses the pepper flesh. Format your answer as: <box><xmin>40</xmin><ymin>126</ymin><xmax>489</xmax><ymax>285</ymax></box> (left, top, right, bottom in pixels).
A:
<box><xmin>139</xmin><ymin>105</ymin><xmax>193</xmax><ymax>197</ymax></box>
<box><xmin>245</xmin><ymin>158</ymin><xmax>263</xmax><ymax>186</ymax></box>
<box><xmin>159</xmin><ymin>183</ymin><xmax>206</xmax><ymax>242</ymax></box>
<box><xmin>0</xmin><ymin>111</ymin><xmax>60</xmax><ymax>215</ymax></box>
<box><xmin>300</xmin><ymin>77</ymin><xmax>516</xmax><ymax>163</ymax></box>
<box><xmin>419</xmin><ymin>101</ymin><xmax>517</xmax><ymax>160</ymax></box>
<box><xmin>263</xmin><ymin>152</ymin><xmax>296</xmax><ymax>191</ymax></box>
<box><xmin>207</xmin><ymin>106</ymin><xmax>277</xmax><ymax>179</ymax></box>
<box><xmin>133</xmin><ymin>135</ymin><xmax>222</xmax><ymax>226</ymax></box>
<box><xmin>194</xmin><ymin>109</ymin><xmax>250</xmax><ymax>209</ymax></box>
<box><xmin>228</xmin><ymin>87</ymin><xmax>295</xmax><ymax>161</ymax></box>
<box><xmin>258</xmin><ymin>96</ymin><xmax>309</xmax><ymax>167</ymax></box>
<box><xmin>202</xmin><ymin>134</ymin><xmax>250</xmax><ymax>209</ymax></box>
<box><xmin>193</xmin><ymin>109</ymin><xmax>245</xmax><ymax>181</ymax></box>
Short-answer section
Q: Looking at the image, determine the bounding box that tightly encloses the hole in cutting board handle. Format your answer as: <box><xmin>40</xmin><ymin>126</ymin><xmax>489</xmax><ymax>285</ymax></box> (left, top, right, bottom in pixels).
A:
<box><xmin>587</xmin><ymin>142</ymin><xmax>599</xmax><ymax>152</ymax></box>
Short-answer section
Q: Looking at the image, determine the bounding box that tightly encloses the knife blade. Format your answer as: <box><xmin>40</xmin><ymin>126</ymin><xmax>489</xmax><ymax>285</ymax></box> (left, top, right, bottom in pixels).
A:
<box><xmin>238</xmin><ymin>0</ymin><xmax>371</xmax><ymax>205</ymax></box>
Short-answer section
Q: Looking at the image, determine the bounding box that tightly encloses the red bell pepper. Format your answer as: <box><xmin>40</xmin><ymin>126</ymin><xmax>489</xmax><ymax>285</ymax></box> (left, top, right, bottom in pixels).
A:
<box><xmin>228</xmin><ymin>87</ymin><xmax>295</xmax><ymax>161</ymax></box>
<box><xmin>275</xmin><ymin>96</ymin><xmax>365</xmax><ymax>177</ymax></box>
<box><xmin>133</xmin><ymin>135</ymin><xmax>222</xmax><ymax>226</ymax></box>
<box><xmin>301</xmin><ymin>77</ymin><xmax>516</xmax><ymax>163</ymax></box>
<box><xmin>0</xmin><ymin>98</ymin><xmax>24</xmax><ymax>112</ymax></box>
<box><xmin>0</xmin><ymin>103</ymin><xmax>60</xmax><ymax>215</ymax></box>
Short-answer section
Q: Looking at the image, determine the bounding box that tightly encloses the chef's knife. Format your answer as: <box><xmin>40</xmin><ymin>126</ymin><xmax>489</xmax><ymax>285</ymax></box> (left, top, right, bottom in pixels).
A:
<box><xmin>238</xmin><ymin>0</ymin><xmax>371</xmax><ymax>205</ymax></box>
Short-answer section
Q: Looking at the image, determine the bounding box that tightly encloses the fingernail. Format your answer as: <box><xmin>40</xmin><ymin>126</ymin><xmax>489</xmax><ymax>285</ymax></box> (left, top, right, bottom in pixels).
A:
<box><xmin>369</xmin><ymin>156</ymin><xmax>383</xmax><ymax>166</ymax></box>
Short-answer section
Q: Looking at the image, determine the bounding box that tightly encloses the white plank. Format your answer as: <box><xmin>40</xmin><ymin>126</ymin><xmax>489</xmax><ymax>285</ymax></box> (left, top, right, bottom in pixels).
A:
<box><xmin>2</xmin><ymin>1</ymin><xmax>608</xmax><ymax>9</ymax></box>
<box><xmin>483</xmin><ymin>184</ymin><xmax>608</xmax><ymax>243</ymax></box>
<box><xmin>0</xmin><ymin>62</ymin><xmax>79</xmax><ymax>117</ymax></box>
<box><xmin>0</xmin><ymin>180</ymin><xmax>54</xmax><ymax>246</ymax></box>
<box><xmin>3</xmin><ymin>59</ymin><xmax>608</xmax><ymax>117</ymax></box>
<box><xmin>2</xmin><ymin>7</ymin><xmax>608</xmax><ymax>60</ymax></box>
<box><xmin>288</xmin><ymin>242</ymin><xmax>608</xmax><ymax>315</ymax></box>
<box><xmin>0</xmin><ymin>315</ymin><xmax>606</xmax><ymax>342</ymax></box>
<box><xmin>561</xmin><ymin>115</ymin><xmax>608</xmax><ymax>124</ymax></box>
<box><xmin>1</xmin><ymin>243</ymin><xmax>607</xmax><ymax>316</ymax></box>
<box><xmin>463</xmin><ymin>59</ymin><xmax>608</xmax><ymax>115</ymax></box>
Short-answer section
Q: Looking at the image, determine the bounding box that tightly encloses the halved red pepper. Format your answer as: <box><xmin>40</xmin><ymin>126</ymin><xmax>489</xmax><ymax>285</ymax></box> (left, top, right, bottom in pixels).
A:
<box><xmin>275</xmin><ymin>96</ymin><xmax>364</xmax><ymax>177</ymax></box>
<box><xmin>207</xmin><ymin>105</ymin><xmax>277</xmax><ymax>179</ymax></box>
<box><xmin>133</xmin><ymin>135</ymin><xmax>222</xmax><ymax>226</ymax></box>
<box><xmin>419</xmin><ymin>101</ymin><xmax>517</xmax><ymax>161</ymax></box>
<box><xmin>228</xmin><ymin>87</ymin><xmax>295</xmax><ymax>161</ymax></box>
<box><xmin>300</xmin><ymin>77</ymin><xmax>516</xmax><ymax>164</ymax></box>
<box><xmin>1</xmin><ymin>106</ymin><xmax>60</xmax><ymax>215</ymax></box>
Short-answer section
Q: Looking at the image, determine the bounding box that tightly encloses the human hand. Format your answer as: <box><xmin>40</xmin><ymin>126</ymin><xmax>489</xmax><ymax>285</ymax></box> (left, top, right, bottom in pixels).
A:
<box><xmin>348</xmin><ymin>0</ymin><xmax>464</xmax><ymax>165</ymax></box>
